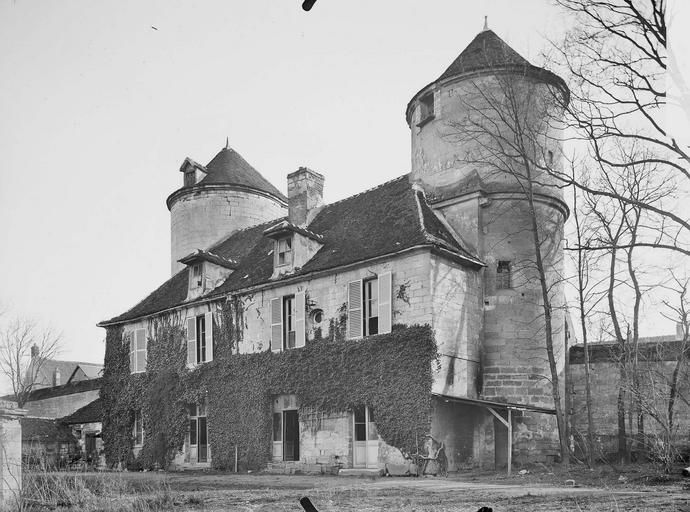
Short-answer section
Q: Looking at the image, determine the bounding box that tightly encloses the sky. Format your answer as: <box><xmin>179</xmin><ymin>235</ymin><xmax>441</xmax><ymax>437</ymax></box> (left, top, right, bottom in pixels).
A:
<box><xmin>0</xmin><ymin>0</ymin><xmax>686</xmax><ymax>394</ymax></box>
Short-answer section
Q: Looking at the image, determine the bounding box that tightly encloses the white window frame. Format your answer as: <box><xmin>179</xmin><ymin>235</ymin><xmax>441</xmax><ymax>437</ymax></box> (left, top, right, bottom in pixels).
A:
<box><xmin>186</xmin><ymin>312</ymin><xmax>214</xmax><ymax>367</ymax></box>
<box><xmin>270</xmin><ymin>291</ymin><xmax>305</xmax><ymax>352</ymax></box>
<box><xmin>133</xmin><ymin>409</ymin><xmax>144</xmax><ymax>447</ymax></box>
<box><xmin>348</xmin><ymin>272</ymin><xmax>392</xmax><ymax>339</ymax></box>
<box><xmin>128</xmin><ymin>328</ymin><xmax>147</xmax><ymax>374</ymax></box>
<box><xmin>276</xmin><ymin>237</ymin><xmax>293</xmax><ymax>267</ymax></box>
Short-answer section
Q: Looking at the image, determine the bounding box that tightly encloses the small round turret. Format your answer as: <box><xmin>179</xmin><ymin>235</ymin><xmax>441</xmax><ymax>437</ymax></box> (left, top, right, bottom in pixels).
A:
<box><xmin>167</xmin><ymin>145</ymin><xmax>287</xmax><ymax>275</ymax></box>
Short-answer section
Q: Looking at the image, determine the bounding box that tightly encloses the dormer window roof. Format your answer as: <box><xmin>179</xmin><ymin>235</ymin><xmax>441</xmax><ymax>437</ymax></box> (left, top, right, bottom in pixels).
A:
<box><xmin>178</xmin><ymin>249</ymin><xmax>238</xmax><ymax>270</ymax></box>
<box><xmin>263</xmin><ymin>220</ymin><xmax>324</xmax><ymax>243</ymax></box>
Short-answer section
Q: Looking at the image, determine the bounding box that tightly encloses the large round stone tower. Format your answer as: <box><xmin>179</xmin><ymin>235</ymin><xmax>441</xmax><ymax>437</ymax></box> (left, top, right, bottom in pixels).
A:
<box><xmin>167</xmin><ymin>145</ymin><xmax>287</xmax><ymax>275</ymax></box>
<box><xmin>408</xmin><ymin>27</ymin><xmax>570</xmax><ymax>460</ymax></box>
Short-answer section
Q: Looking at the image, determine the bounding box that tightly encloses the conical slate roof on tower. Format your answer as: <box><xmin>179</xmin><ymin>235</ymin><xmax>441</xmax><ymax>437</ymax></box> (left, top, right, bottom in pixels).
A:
<box><xmin>199</xmin><ymin>146</ymin><xmax>287</xmax><ymax>201</ymax></box>
<box><xmin>438</xmin><ymin>29</ymin><xmax>530</xmax><ymax>81</ymax></box>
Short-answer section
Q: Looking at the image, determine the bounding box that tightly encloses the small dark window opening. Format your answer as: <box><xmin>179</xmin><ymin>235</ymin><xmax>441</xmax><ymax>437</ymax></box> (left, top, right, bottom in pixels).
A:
<box><xmin>272</xmin><ymin>412</ymin><xmax>282</xmax><ymax>441</ymax></box>
<box><xmin>192</xmin><ymin>264</ymin><xmax>203</xmax><ymax>288</ymax></box>
<box><xmin>311</xmin><ymin>309</ymin><xmax>323</xmax><ymax>325</ymax></box>
<box><xmin>363</xmin><ymin>278</ymin><xmax>379</xmax><ymax>336</ymax></box>
<box><xmin>283</xmin><ymin>295</ymin><xmax>296</xmax><ymax>349</ymax></box>
<box><xmin>496</xmin><ymin>260</ymin><xmax>511</xmax><ymax>289</ymax></box>
<box><xmin>418</xmin><ymin>92</ymin><xmax>435</xmax><ymax>126</ymax></box>
<box><xmin>547</xmin><ymin>150</ymin><xmax>554</xmax><ymax>166</ymax></box>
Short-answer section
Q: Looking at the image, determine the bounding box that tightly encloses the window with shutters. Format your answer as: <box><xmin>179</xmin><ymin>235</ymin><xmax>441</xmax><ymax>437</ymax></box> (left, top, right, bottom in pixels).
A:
<box><xmin>276</xmin><ymin>238</ymin><xmax>293</xmax><ymax>267</ymax></box>
<box><xmin>363</xmin><ymin>278</ymin><xmax>379</xmax><ymax>336</ymax></box>
<box><xmin>186</xmin><ymin>312</ymin><xmax>214</xmax><ymax>367</ymax></box>
<box><xmin>348</xmin><ymin>272</ymin><xmax>392</xmax><ymax>339</ymax></box>
<box><xmin>496</xmin><ymin>260</ymin><xmax>511</xmax><ymax>289</ymax></box>
<box><xmin>283</xmin><ymin>295</ymin><xmax>296</xmax><ymax>349</ymax></box>
<box><xmin>270</xmin><ymin>291</ymin><xmax>305</xmax><ymax>351</ymax></box>
<box><xmin>128</xmin><ymin>328</ymin><xmax>147</xmax><ymax>374</ymax></box>
<box><xmin>133</xmin><ymin>409</ymin><xmax>144</xmax><ymax>446</ymax></box>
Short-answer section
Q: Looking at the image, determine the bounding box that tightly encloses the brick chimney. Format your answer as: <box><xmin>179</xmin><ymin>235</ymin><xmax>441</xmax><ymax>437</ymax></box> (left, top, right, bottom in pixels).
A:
<box><xmin>287</xmin><ymin>167</ymin><xmax>324</xmax><ymax>227</ymax></box>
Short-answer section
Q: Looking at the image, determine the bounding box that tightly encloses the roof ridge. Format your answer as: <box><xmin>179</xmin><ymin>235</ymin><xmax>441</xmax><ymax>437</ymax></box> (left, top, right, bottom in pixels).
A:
<box><xmin>43</xmin><ymin>359</ymin><xmax>102</xmax><ymax>367</ymax></box>
<box><xmin>318</xmin><ymin>174</ymin><xmax>410</xmax><ymax>209</ymax></box>
<box><xmin>208</xmin><ymin>216</ymin><xmax>288</xmax><ymax>252</ymax></box>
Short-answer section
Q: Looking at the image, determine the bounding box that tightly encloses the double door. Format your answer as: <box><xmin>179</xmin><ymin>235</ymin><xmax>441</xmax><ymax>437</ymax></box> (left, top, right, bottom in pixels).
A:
<box><xmin>353</xmin><ymin>406</ymin><xmax>378</xmax><ymax>468</ymax></box>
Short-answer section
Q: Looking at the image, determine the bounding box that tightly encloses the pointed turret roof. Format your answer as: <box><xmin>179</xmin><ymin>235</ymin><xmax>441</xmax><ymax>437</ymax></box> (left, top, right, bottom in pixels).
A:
<box><xmin>438</xmin><ymin>29</ymin><xmax>530</xmax><ymax>81</ymax></box>
<box><xmin>198</xmin><ymin>146</ymin><xmax>287</xmax><ymax>201</ymax></box>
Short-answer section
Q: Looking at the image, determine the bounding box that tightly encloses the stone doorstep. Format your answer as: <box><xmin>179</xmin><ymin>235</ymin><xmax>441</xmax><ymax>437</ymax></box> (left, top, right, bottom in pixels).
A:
<box><xmin>338</xmin><ymin>468</ymin><xmax>384</xmax><ymax>478</ymax></box>
<box><xmin>265</xmin><ymin>461</ymin><xmax>341</xmax><ymax>475</ymax></box>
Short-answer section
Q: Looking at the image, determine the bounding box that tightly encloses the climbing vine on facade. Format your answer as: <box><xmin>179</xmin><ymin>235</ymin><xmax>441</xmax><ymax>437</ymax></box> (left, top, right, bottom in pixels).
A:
<box><xmin>101</xmin><ymin>312</ymin><xmax>436</xmax><ymax>471</ymax></box>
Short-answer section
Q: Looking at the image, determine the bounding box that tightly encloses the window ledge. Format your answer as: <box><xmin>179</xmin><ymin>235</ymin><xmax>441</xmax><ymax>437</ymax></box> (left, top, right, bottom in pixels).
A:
<box><xmin>416</xmin><ymin>114</ymin><xmax>435</xmax><ymax>128</ymax></box>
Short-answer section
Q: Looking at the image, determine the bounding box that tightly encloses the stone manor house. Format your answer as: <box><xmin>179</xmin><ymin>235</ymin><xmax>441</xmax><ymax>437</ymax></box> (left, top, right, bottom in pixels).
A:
<box><xmin>99</xmin><ymin>28</ymin><xmax>572</xmax><ymax>472</ymax></box>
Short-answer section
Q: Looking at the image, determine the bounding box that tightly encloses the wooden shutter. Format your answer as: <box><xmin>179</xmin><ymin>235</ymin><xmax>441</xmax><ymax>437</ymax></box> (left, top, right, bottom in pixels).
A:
<box><xmin>135</xmin><ymin>329</ymin><xmax>147</xmax><ymax>372</ymax></box>
<box><xmin>205</xmin><ymin>312</ymin><xmax>214</xmax><ymax>362</ymax></box>
<box><xmin>270</xmin><ymin>297</ymin><xmax>282</xmax><ymax>352</ymax></box>
<box><xmin>294</xmin><ymin>291</ymin><xmax>306</xmax><ymax>348</ymax></box>
<box><xmin>378</xmin><ymin>272</ymin><xmax>392</xmax><ymax>334</ymax></box>
<box><xmin>348</xmin><ymin>280</ymin><xmax>363</xmax><ymax>339</ymax></box>
<box><xmin>186</xmin><ymin>317</ymin><xmax>197</xmax><ymax>367</ymax></box>
<box><xmin>127</xmin><ymin>332</ymin><xmax>135</xmax><ymax>373</ymax></box>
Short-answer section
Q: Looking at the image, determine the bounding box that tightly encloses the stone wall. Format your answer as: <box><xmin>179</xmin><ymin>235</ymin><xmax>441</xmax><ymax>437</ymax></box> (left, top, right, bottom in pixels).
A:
<box><xmin>568</xmin><ymin>341</ymin><xmax>690</xmax><ymax>457</ymax></box>
<box><xmin>169</xmin><ymin>187</ymin><xmax>286</xmax><ymax>275</ymax></box>
<box><xmin>0</xmin><ymin>401</ymin><xmax>26</xmax><ymax>508</ymax></box>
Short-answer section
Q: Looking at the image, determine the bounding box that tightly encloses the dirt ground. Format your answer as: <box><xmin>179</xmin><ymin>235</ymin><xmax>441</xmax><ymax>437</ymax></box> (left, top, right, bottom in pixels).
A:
<box><xmin>109</xmin><ymin>464</ymin><xmax>690</xmax><ymax>511</ymax></box>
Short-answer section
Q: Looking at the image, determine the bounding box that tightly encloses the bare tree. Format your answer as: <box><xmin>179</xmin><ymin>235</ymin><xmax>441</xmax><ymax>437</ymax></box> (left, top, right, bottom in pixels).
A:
<box><xmin>548</xmin><ymin>0</ymin><xmax>689</xmax><ymax>258</ymax></box>
<box><xmin>0</xmin><ymin>315</ymin><xmax>61</xmax><ymax>407</ymax></box>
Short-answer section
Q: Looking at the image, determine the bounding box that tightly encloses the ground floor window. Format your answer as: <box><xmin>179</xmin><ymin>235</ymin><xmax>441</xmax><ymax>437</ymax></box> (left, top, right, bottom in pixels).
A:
<box><xmin>189</xmin><ymin>401</ymin><xmax>208</xmax><ymax>463</ymax></box>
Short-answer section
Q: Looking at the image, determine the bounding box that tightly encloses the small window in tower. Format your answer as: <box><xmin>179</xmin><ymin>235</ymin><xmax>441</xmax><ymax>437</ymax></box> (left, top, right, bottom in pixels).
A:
<box><xmin>277</xmin><ymin>238</ymin><xmax>293</xmax><ymax>267</ymax></box>
<box><xmin>184</xmin><ymin>171</ymin><xmax>196</xmax><ymax>187</ymax></box>
<box><xmin>496</xmin><ymin>260</ymin><xmax>511</xmax><ymax>290</ymax></box>
<box><xmin>547</xmin><ymin>150</ymin><xmax>554</xmax><ymax>166</ymax></box>
<box><xmin>417</xmin><ymin>92</ymin><xmax>435</xmax><ymax>127</ymax></box>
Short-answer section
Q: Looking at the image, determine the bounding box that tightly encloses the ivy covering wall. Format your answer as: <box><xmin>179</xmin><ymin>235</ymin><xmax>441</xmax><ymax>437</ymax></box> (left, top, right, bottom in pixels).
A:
<box><xmin>101</xmin><ymin>304</ymin><xmax>437</xmax><ymax>471</ymax></box>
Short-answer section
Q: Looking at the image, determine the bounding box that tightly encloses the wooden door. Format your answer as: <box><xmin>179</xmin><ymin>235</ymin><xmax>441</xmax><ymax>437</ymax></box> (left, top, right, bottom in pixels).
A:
<box><xmin>283</xmin><ymin>410</ymin><xmax>299</xmax><ymax>461</ymax></box>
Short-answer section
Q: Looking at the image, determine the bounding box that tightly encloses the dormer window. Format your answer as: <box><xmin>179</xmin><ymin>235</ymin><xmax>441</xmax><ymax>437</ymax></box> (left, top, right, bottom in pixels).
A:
<box><xmin>191</xmin><ymin>263</ymin><xmax>203</xmax><ymax>289</ymax></box>
<box><xmin>184</xmin><ymin>171</ymin><xmax>196</xmax><ymax>187</ymax></box>
<box><xmin>276</xmin><ymin>238</ymin><xmax>293</xmax><ymax>267</ymax></box>
<box><xmin>417</xmin><ymin>92</ymin><xmax>435</xmax><ymax>127</ymax></box>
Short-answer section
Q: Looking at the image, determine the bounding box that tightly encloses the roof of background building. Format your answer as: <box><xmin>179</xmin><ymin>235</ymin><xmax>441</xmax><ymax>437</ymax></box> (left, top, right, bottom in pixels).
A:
<box><xmin>438</xmin><ymin>29</ymin><xmax>530</xmax><ymax>81</ymax></box>
<box><xmin>10</xmin><ymin>377</ymin><xmax>102</xmax><ymax>403</ymax></box>
<box><xmin>61</xmin><ymin>398</ymin><xmax>102</xmax><ymax>425</ymax></box>
<box><xmin>196</xmin><ymin>147</ymin><xmax>287</xmax><ymax>201</ymax></box>
<box><xmin>32</xmin><ymin>360</ymin><xmax>103</xmax><ymax>388</ymax></box>
<box><xmin>101</xmin><ymin>175</ymin><xmax>483</xmax><ymax>325</ymax></box>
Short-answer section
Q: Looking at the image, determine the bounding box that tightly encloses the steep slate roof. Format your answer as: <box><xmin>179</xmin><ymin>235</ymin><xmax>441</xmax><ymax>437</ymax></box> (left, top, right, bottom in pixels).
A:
<box><xmin>101</xmin><ymin>175</ymin><xmax>482</xmax><ymax>325</ymax></box>
<box><xmin>197</xmin><ymin>147</ymin><xmax>287</xmax><ymax>201</ymax></box>
<box><xmin>61</xmin><ymin>398</ymin><xmax>102</xmax><ymax>425</ymax></box>
<box><xmin>438</xmin><ymin>29</ymin><xmax>530</xmax><ymax>81</ymax></box>
<box><xmin>15</xmin><ymin>377</ymin><xmax>102</xmax><ymax>402</ymax></box>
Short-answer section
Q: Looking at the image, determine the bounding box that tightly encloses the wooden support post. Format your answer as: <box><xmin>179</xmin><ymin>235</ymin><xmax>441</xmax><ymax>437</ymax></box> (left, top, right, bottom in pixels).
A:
<box><xmin>507</xmin><ymin>409</ymin><xmax>512</xmax><ymax>477</ymax></box>
<box><xmin>486</xmin><ymin>406</ymin><xmax>512</xmax><ymax>477</ymax></box>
